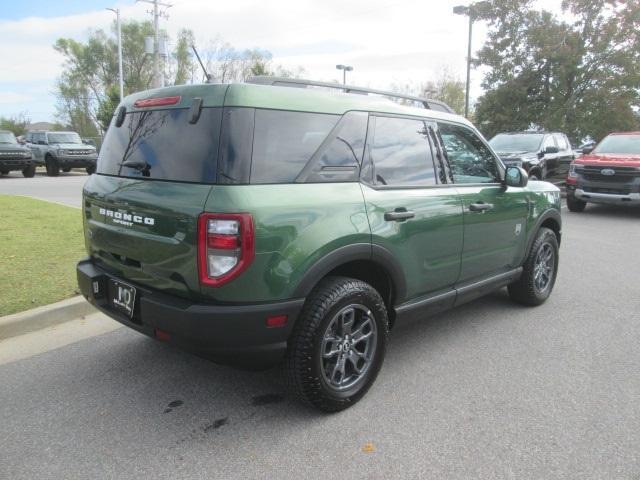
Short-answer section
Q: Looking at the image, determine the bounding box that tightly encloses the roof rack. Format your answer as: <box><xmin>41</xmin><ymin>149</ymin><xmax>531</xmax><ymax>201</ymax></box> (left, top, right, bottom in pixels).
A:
<box><xmin>246</xmin><ymin>76</ymin><xmax>456</xmax><ymax>114</ymax></box>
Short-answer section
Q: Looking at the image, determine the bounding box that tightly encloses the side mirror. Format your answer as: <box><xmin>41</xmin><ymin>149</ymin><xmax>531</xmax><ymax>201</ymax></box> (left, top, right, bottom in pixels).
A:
<box><xmin>504</xmin><ymin>166</ymin><xmax>528</xmax><ymax>188</ymax></box>
<box><xmin>544</xmin><ymin>146</ymin><xmax>559</xmax><ymax>154</ymax></box>
<box><xmin>582</xmin><ymin>146</ymin><xmax>594</xmax><ymax>155</ymax></box>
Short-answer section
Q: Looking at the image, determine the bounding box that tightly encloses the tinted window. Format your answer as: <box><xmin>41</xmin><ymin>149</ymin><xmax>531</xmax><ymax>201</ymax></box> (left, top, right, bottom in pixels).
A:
<box><xmin>97</xmin><ymin>107</ymin><xmax>222</xmax><ymax>183</ymax></box>
<box><xmin>439</xmin><ymin>122</ymin><xmax>500</xmax><ymax>184</ymax></box>
<box><xmin>250</xmin><ymin>110</ymin><xmax>338</xmax><ymax>184</ymax></box>
<box><xmin>370</xmin><ymin>116</ymin><xmax>436</xmax><ymax>186</ymax></box>
<box><xmin>296</xmin><ymin>111</ymin><xmax>367</xmax><ymax>183</ymax></box>
<box><xmin>218</xmin><ymin>107</ymin><xmax>254</xmax><ymax>184</ymax></box>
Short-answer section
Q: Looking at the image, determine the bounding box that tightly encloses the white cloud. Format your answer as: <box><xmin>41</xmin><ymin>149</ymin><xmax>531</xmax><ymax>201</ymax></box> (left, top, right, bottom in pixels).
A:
<box><xmin>0</xmin><ymin>0</ymin><xmax>565</xmax><ymax>120</ymax></box>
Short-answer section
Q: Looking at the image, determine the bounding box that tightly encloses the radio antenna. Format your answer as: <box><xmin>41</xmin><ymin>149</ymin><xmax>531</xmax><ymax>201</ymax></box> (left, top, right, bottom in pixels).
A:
<box><xmin>191</xmin><ymin>45</ymin><xmax>212</xmax><ymax>83</ymax></box>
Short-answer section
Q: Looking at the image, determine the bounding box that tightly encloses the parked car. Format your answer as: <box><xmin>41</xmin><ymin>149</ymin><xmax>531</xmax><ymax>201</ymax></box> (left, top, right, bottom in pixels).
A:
<box><xmin>0</xmin><ymin>130</ymin><xmax>36</xmax><ymax>177</ymax></box>
<box><xmin>25</xmin><ymin>130</ymin><xmax>97</xmax><ymax>176</ymax></box>
<box><xmin>77</xmin><ymin>78</ymin><xmax>562</xmax><ymax>412</ymax></box>
<box><xmin>573</xmin><ymin>139</ymin><xmax>596</xmax><ymax>158</ymax></box>
<box><xmin>566</xmin><ymin>132</ymin><xmax>640</xmax><ymax>212</ymax></box>
<box><xmin>489</xmin><ymin>131</ymin><xmax>575</xmax><ymax>182</ymax></box>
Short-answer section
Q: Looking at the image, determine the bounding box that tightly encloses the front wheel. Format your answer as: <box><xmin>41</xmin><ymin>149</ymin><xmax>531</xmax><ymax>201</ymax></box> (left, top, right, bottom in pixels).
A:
<box><xmin>508</xmin><ymin>227</ymin><xmax>559</xmax><ymax>306</ymax></box>
<box><xmin>45</xmin><ymin>156</ymin><xmax>59</xmax><ymax>176</ymax></box>
<box><xmin>22</xmin><ymin>165</ymin><xmax>36</xmax><ymax>178</ymax></box>
<box><xmin>86</xmin><ymin>165</ymin><xmax>96</xmax><ymax>175</ymax></box>
<box><xmin>286</xmin><ymin>277</ymin><xmax>389</xmax><ymax>412</ymax></box>
<box><xmin>566</xmin><ymin>194</ymin><xmax>586</xmax><ymax>212</ymax></box>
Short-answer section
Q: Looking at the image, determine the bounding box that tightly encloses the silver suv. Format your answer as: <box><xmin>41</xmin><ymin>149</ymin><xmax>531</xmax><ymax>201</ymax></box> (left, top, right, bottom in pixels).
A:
<box><xmin>25</xmin><ymin>131</ymin><xmax>98</xmax><ymax>176</ymax></box>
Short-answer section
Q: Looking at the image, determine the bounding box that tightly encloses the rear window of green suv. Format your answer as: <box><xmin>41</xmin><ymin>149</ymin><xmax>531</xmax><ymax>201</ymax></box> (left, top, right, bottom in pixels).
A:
<box><xmin>98</xmin><ymin>108</ymin><xmax>222</xmax><ymax>183</ymax></box>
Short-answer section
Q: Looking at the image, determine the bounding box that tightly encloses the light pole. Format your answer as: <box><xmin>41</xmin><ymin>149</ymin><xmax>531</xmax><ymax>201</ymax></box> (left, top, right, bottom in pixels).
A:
<box><xmin>453</xmin><ymin>2</ymin><xmax>488</xmax><ymax>118</ymax></box>
<box><xmin>336</xmin><ymin>64</ymin><xmax>353</xmax><ymax>85</ymax></box>
<box><xmin>107</xmin><ymin>8</ymin><xmax>124</xmax><ymax>101</ymax></box>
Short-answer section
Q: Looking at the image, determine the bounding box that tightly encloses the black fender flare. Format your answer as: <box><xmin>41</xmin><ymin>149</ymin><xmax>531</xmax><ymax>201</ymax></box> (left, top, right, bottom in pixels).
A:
<box><xmin>292</xmin><ymin>243</ymin><xmax>407</xmax><ymax>304</ymax></box>
<box><xmin>525</xmin><ymin>208</ymin><xmax>562</xmax><ymax>256</ymax></box>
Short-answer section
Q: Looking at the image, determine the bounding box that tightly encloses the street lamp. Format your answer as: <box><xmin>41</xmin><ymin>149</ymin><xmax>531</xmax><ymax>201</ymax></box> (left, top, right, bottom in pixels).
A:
<box><xmin>336</xmin><ymin>64</ymin><xmax>353</xmax><ymax>85</ymax></box>
<box><xmin>107</xmin><ymin>8</ymin><xmax>124</xmax><ymax>101</ymax></box>
<box><xmin>453</xmin><ymin>2</ymin><xmax>489</xmax><ymax>118</ymax></box>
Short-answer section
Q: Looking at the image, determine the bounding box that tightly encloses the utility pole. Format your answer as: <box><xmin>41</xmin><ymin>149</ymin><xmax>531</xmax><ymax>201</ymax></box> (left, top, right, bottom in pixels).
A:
<box><xmin>106</xmin><ymin>8</ymin><xmax>124</xmax><ymax>100</ymax></box>
<box><xmin>138</xmin><ymin>0</ymin><xmax>172</xmax><ymax>88</ymax></box>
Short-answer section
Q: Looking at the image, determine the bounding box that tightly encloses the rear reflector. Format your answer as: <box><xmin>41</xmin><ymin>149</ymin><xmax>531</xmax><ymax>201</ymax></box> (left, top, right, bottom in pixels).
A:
<box><xmin>134</xmin><ymin>96</ymin><xmax>181</xmax><ymax>108</ymax></box>
<box><xmin>266</xmin><ymin>315</ymin><xmax>288</xmax><ymax>328</ymax></box>
<box><xmin>155</xmin><ymin>328</ymin><xmax>171</xmax><ymax>342</ymax></box>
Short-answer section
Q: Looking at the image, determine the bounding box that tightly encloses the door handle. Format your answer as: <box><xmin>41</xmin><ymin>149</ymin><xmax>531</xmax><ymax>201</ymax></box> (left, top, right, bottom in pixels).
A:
<box><xmin>384</xmin><ymin>209</ymin><xmax>415</xmax><ymax>222</ymax></box>
<box><xmin>469</xmin><ymin>202</ymin><xmax>494</xmax><ymax>212</ymax></box>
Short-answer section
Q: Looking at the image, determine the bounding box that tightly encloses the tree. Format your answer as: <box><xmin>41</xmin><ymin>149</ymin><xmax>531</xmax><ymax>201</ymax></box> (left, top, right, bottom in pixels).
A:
<box><xmin>0</xmin><ymin>113</ymin><xmax>30</xmax><ymax>137</ymax></box>
<box><xmin>389</xmin><ymin>70</ymin><xmax>466</xmax><ymax>114</ymax></box>
<box><xmin>474</xmin><ymin>0</ymin><xmax>640</xmax><ymax>142</ymax></box>
<box><xmin>54</xmin><ymin>20</ymin><xmax>196</xmax><ymax>134</ymax></box>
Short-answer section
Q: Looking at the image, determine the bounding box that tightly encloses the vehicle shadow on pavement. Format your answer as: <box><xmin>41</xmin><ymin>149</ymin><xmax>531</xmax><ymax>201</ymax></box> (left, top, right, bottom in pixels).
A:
<box><xmin>570</xmin><ymin>204</ymin><xmax>640</xmax><ymax>219</ymax></box>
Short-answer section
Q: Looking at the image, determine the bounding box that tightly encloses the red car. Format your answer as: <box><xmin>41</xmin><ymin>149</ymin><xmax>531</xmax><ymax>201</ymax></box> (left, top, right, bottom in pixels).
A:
<box><xmin>566</xmin><ymin>132</ymin><xmax>640</xmax><ymax>211</ymax></box>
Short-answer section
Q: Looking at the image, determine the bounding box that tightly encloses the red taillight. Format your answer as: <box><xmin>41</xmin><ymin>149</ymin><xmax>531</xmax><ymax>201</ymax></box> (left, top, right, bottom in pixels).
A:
<box><xmin>133</xmin><ymin>96</ymin><xmax>181</xmax><ymax>108</ymax></box>
<box><xmin>155</xmin><ymin>328</ymin><xmax>171</xmax><ymax>342</ymax></box>
<box><xmin>198</xmin><ymin>213</ymin><xmax>255</xmax><ymax>287</ymax></box>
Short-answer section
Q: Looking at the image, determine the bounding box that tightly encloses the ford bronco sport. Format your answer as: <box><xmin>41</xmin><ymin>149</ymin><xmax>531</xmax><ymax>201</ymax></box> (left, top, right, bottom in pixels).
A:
<box><xmin>77</xmin><ymin>77</ymin><xmax>562</xmax><ymax>412</ymax></box>
<box><xmin>0</xmin><ymin>130</ymin><xmax>35</xmax><ymax>177</ymax></box>
<box><xmin>26</xmin><ymin>130</ymin><xmax>97</xmax><ymax>176</ymax></box>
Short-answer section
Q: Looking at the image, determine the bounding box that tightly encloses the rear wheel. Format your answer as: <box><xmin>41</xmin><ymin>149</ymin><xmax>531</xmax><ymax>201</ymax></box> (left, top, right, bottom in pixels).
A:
<box><xmin>86</xmin><ymin>165</ymin><xmax>96</xmax><ymax>175</ymax></box>
<box><xmin>528</xmin><ymin>170</ymin><xmax>541</xmax><ymax>181</ymax></box>
<box><xmin>509</xmin><ymin>227</ymin><xmax>559</xmax><ymax>306</ymax></box>
<box><xmin>286</xmin><ymin>276</ymin><xmax>388</xmax><ymax>412</ymax></box>
<box><xmin>566</xmin><ymin>194</ymin><xmax>586</xmax><ymax>212</ymax></box>
<box><xmin>62</xmin><ymin>167</ymin><xmax>71</xmax><ymax>173</ymax></box>
<box><xmin>45</xmin><ymin>155</ymin><xmax>59</xmax><ymax>177</ymax></box>
<box><xmin>22</xmin><ymin>165</ymin><xmax>36</xmax><ymax>178</ymax></box>
<box><xmin>0</xmin><ymin>170</ymin><xmax>7</xmax><ymax>175</ymax></box>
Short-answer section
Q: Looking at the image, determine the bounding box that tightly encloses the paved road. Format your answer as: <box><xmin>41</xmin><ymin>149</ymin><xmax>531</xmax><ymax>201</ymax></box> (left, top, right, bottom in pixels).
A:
<box><xmin>0</xmin><ymin>169</ymin><xmax>87</xmax><ymax>208</ymax></box>
<box><xmin>1</xmin><ymin>204</ymin><xmax>640</xmax><ymax>479</ymax></box>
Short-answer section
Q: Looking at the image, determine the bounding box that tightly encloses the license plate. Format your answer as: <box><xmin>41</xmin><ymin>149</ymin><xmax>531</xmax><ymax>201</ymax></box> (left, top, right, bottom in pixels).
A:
<box><xmin>109</xmin><ymin>279</ymin><xmax>136</xmax><ymax>318</ymax></box>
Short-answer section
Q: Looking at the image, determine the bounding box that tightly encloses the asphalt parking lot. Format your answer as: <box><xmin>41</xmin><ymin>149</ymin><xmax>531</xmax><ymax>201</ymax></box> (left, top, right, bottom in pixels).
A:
<box><xmin>0</xmin><ymin>169</ymin><xmax>86</xmax><ymax>208</ymax></box>
<box><xmin>1</xmin><ymin>185</ymin><xmax>639</xmax><ymax>479</ymax></box>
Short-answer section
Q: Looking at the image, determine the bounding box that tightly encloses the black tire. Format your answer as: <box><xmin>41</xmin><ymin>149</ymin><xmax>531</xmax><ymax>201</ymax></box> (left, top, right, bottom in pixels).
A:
<box><xmin>528</xmin><ymin>170</ymin><xmax>541</xmax><ymax>181</ymax></box>
<box><xmin>286</xmin><ymin>276</ymin><xmax>389</xmax><ymax>412</ymax></box>
<box><xmin>508</xmin><ymin>227</ymin><xmax>559</xmax><ymax>306</ymax></box>
<box><xmin>86</xmin><ymin>165</ymin><xmax>96</xmax><ymax>175</ymax></box>
<box><xmin>45</xmin><ymin>155</ymin><xmax>59</xmax><ymax>177</ymax></box>
<box><xmin>22</xmin><ymin>165</ymin><xmax>36</xmax><ymax>178</ymax></box>
<box><xmin>566</xmin><ymin>194</ymin><xmax>586</xmax><ymax>212</ymax></box>
<box><xmin>0</xmin><ymin>170</ymin><xmax>7</xmax><ymax>175</ymax></box>
<box><xmin>62</xmin><ymin>167</ymin><xmax>71</xmax><ymax>173</ymax></box>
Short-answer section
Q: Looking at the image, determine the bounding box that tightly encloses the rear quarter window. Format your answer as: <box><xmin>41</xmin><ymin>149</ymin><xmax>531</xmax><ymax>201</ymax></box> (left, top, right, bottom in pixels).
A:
<box><xmin>250</xmin><ymin>110</ymin><xmax>339</xmax><ymax>184</ymax></box>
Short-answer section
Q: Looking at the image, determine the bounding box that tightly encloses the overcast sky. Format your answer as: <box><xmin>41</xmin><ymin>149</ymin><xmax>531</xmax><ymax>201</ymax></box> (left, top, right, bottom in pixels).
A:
<box><xmin>0</xmin><ymin>0</ymin><xmax>562</xmax><ymax>123</ymax></box>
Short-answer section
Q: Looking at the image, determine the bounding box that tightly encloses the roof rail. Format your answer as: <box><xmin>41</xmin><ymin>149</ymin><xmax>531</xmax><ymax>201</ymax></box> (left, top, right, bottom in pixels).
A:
<box><xmin>246</xmin><ymin>76</ymin><xmax>456</xmax><ymax>114</ymax></box>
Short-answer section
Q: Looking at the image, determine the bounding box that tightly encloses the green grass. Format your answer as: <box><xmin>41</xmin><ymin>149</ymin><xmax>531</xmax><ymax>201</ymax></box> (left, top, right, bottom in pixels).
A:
<box><xmin>0</xmin><ymin>195</ymin><xmax>86</xmax><ymax>316</ymax></box>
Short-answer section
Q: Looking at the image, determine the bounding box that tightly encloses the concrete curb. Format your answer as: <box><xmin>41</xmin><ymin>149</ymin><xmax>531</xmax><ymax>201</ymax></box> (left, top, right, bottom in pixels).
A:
<box><xmin>0</xmin><ymin>296</ymin><xmax>96</xmax><ymax>341</ymax></box>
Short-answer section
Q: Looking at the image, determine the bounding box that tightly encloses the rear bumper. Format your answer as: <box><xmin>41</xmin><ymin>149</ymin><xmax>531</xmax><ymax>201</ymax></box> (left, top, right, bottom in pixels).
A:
<box><xmin>77</xmin><ymin>259</ymin><xmax>304</xmax><ymax>368</ymax></box>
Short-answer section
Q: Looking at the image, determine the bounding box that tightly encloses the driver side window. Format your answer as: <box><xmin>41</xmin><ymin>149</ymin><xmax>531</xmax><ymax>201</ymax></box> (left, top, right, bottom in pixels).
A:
<box><xmin>437</xmin><ymin>122</ymin><xmax>500</xmax><ymax>184</ymax></box>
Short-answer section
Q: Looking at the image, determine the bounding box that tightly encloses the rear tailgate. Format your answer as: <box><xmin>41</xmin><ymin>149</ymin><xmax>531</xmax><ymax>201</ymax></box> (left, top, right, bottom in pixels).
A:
<box><xmin>83</xmin><ymin>175</ymin><xmax>212</xmax><ymax>299</ymax></box>
<box><xmin>84</xmin><ymin>89</ymin><xmax>227</xmax><ymax>299</ymax></box>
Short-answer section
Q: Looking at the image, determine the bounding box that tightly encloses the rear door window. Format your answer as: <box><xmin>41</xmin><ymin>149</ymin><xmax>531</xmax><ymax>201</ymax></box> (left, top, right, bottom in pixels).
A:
<box><xmin>369</xmin><ymin>116</ymin><xmax>437</xmax><ymax>186</ymax></box>
<box><xmin>97</xmin><ymin>107</ymin><xmax>222</xmax><ymax>183</ymax></box>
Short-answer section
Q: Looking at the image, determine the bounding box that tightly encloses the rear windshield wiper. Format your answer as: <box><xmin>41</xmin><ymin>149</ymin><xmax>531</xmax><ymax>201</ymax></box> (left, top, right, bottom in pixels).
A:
<box><xmin>120</xmin><ymin>159</ymin><xmax>151</xmax><ymax>176</ymax></box>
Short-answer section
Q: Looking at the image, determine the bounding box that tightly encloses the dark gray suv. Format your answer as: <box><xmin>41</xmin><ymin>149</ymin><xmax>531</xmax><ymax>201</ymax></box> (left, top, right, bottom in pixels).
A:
<box><xmin>489</xmin><ymin>131</ymin><xmax>575</xmax><ymax>182</ymax></box>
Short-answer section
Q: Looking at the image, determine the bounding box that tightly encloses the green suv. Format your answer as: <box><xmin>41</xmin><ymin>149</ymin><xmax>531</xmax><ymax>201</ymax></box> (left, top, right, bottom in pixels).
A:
<box><xmin>77</xmin><ymin>78</ymin><xmax>562</xmax><ymax>412</ymax></box>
